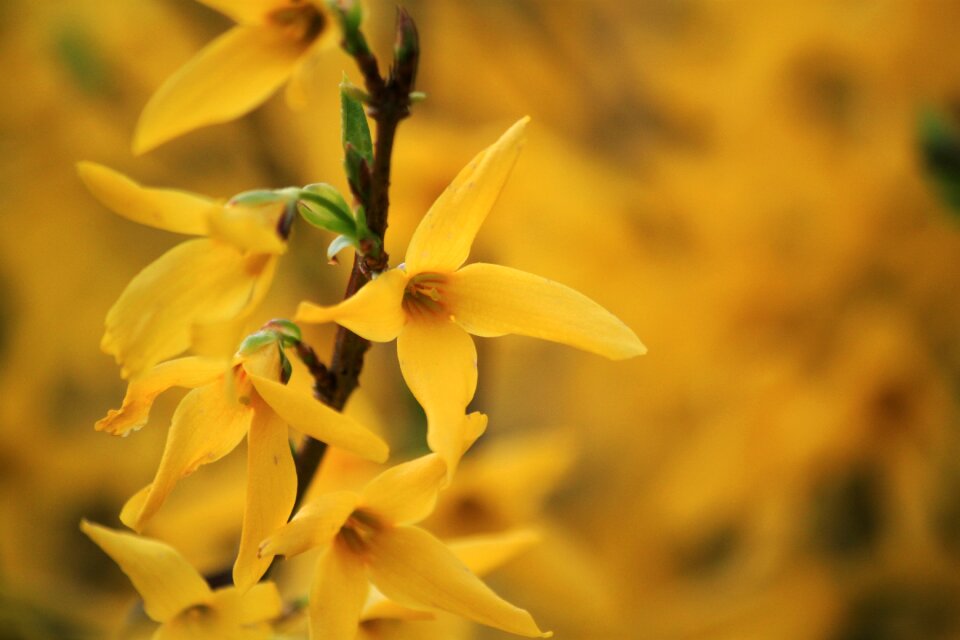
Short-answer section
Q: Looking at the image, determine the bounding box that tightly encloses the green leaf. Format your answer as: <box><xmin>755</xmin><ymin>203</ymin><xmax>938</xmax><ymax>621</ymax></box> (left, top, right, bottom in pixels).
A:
<box><xmin>296</xmin><ymin>201</ymin><xmax>355</xmax><ymax>237</ymax></box>
<box><xmin>301</xmin><ymin>183</ymin><xmax>352</xmax><ymax>219</ymax></box>
<box><xmin>327</xmin><ymin>234</ymin><xmax>355</xmax><ymax>261</ymax></box>
<box><xmin>265</xmin><ymin>319</ymin><xmax>302</xmax><ymax>345</ymax></box>
<box><xmin>341</xmin><ymin>74</ymin><xmax>373</xmax><ymax>197</ymax></box>
<box><xmin>229</xmin><ymin>187</ymin><xmax>298</xmax><ymax>207</ymax></box>
<box><xmin>238</xmin><ymin>330</ymin><xmax>277</xmax><ymax>356</ymax></box>
<box><xmin>919</xmin><ymin>107</ymin><xmax>960</xmax><ymax>215</ymax></box>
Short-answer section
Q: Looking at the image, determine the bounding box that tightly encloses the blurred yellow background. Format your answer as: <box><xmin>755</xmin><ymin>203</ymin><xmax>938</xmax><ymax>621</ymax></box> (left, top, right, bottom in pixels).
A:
<box><xmin>3</xmin><ymin>0</ymin><xmax>960</xmax><ymax>638</ymax></box>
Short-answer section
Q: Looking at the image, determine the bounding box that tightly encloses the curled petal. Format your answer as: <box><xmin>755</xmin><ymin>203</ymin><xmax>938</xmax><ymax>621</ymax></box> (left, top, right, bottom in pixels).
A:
<box><xmin>449</xmin><ymin>263</ymin><xmax>646</xmax><ymax>360</ymax></box>
<box><xmin>95</xmin><ymin>357</ymin><xmax>228</xmax><ymax>436</ymax></box>
<box><xmin>404</xmin><ymin>118</ymin><xmax>529</xmax><ymax>274</ymax></box>
<box><xmin>259</xmin><ymin>491</ymin><xmax>358</xmax><ymax>559</ymax></box>
<box><xmin>295</xmin><ymin>269</ymin><xmax>408</xmax><ymax>342</ymax></box>
<box><xmin>249</xmin><ymin>373</ymin><xmax>388</xmax><ymax>462</ymax></box>
<box><xmin>134</xmin><ymin>25</ymin><xmax>307</xmax><ymax>154</ymax></box>
<box><xmin>367</xmin><ymin>526</ymin><xmax>550</xmax><ymax>638</ymax></box>
<box><xmin>308</xmin><ymin>541</ymin><xmax>368</xmax><ymax>640</ymax></box>
<box><xmin>397</xmin><ymin>321</ymin><xmax>477</xmax><ymax>477</ymax></box>
<box><xmin>360</xmin><ymin>454</ymin><xmax>447</xmax><ymax>526</ymax></box>
<box><xmin>80</xmin><ymin>521</ymin><xmax>211</xmax><ymax>623</ymax></box>
<box><xmin>121</xmin><ymin>382</ymin><xmax>253</xmax><ymax>531</ymax></box>
<box><xmin>103</xmin><ymin>238</ymin><xmax>266</xmax><ymax>378</ymax></box>
<box><xmin>233</xmin><ymin>401</ymin><xmax>297</xmax><ymax>591</ymax></box>
<box><xmin>77</xmin><ymin>162</ymin><xmax>213</xmax><ymax>235</ymax></box>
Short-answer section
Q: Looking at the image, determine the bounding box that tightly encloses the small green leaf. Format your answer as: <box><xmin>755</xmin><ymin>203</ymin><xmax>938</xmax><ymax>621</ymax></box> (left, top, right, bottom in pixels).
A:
<box><xmin>341</xmin><ymin>74</ymin><xmax>373</xmax><ymax>165</ymax></box>
<box><xmin>297</xmin><ymin>201</ymin><xmax>355</xmax><ymax>237</ymax></box>
<box><xmin>229</xmin><ymin>187</ymin><xmax>298</xmax><ymax>207</ymax></box>
<box><xmin>265</xmin><ymin>319</ymin><xmax>302</xmax><ymax>345</ymax></box>
<box><xmin>327</xmin><ymin>234</ymin><xmax>355</xmax><ymax>261</ymax></box>
<box><xmin>301</xmin><ymin>183</ymin><xmax>352</xmax><ymax>219</ymax></box>
<box><xmin>238</xmin><ymin>330</ymin><xmax>277</xmax><ymax>356</ymax></box>
<box><xmin>278</xmin><ymin>346</ymin><xmax>293</xmax><ymax>383</ymax></box>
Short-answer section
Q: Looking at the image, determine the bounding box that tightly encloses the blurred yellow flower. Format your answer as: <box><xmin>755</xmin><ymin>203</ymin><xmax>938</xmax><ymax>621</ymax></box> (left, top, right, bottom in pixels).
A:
<box><xmin>103</xmin><ymin>339</ymin><xmax>387</xmax><ymax>589</ymax></box>
<box><xmin>296</xmin><ymin>118</ymin><xmax>646</xmax><ymax>475</ymax></box>
<box><xmin>81</xmin><ymin>520</ymin><xmax>282</xmax><ymax>639</ymax></box>
<box><xmin>78</xmin><ymin>162</ymin><xmax>285</xmax><ymax>379</ymax></box>
<box><xmin>134</xmin><ymin>0</ymin><xmax>337</xmax><ymax>153</ymax></box>
<box><xmin>259</xmin><ymin>454</ymin><xmax>551</xmax><ymax>639</ymax></box>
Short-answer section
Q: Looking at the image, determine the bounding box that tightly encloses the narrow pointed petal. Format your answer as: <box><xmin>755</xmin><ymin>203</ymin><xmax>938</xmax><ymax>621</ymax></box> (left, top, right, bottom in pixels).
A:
<box><xmin>77</xmin><ymin>162</ymin><xmax>213</xmax><ymax>235</ymax></box>
<box><xmin>134</xmin><ymin>25</ymin><xmax>307</xmax><ymax>154</ymax></box>
<box><xmin>448</xmin><ymin>529</ymin><xmax>540</xmax><ymax>576</ymax></box>
<box><xmin>195</xmin><ymin>0</ymin><xmax>278</xmax><ymax>24</ymax></box>
<box><xmin>309</xmin><ymin>541</ymin><xmax>368</xmax><ymax>640</ymax></box>
<box><xmin>295</xmin><ymin>269</ymin><xmax>408</xmax><ymax>342</ymax></box>
<box><xmin>233</xmin><ymin>401</ymin><xmax>297</xmax><ymax>590</ymax></box>
<box><xmin>249</xmin><ymin>373</ymin><xmax>388</xmax><ymax>462</ymax></box>
<box><xmin>207</xmin><ymin>205</ymin><xmax>286</xmax><ymax>255</ymax></box>
<box><xmin>103</xmin><ymin>238</ymin><xmax>266</xmax><ymax>378</ymax></box>
<box><xmin>96</xmin><ymin>358</ymin><xmax>227</xmax><ymax>436</ymax></box>
<box><xmin>397</xmin><ymin>321</ymin><xmax>477</xmax><ymax>476</ymax></box>
<box><xmin>450</xmin><ymin>263</ymin><xmax>646</xmax><ymax>360</ymax></box>
<box><xmin>367</xmin><ymin>526</ymin><xmax>550</xmax><ymax>638</ymax></box>
<box><xmin>404</xmin><ymin>118</ymin><xmax>529</xmax><ymax>274</ymax></box>
<box><xmin>360</xmin><ymin>454</ymin><xmax>446</xmax><ymax>526</ymax></box>
<box><xmin>123</xmin><ymin>383</ymin><xmax>253</xmax><ymax>531</ymax></box>
<box><xmin>258</xmin><ymin>491</ymin><xmax>358</xmax><ymax>559</ymax></box>
<box><xmin>80</xmin><ymin>521</ymin><xmax>211</xmax><ymax>623</ymax></box>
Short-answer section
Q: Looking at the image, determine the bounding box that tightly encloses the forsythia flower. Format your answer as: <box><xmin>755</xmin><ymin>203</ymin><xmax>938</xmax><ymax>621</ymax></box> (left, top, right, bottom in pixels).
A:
<box><xmin>259</xmin><ymin>454</ymin><xmax>551</xmax><ymax>639</ymax></box>
<box><xmin>99</xmin><ymin>338</ymin><xmax>388</xmax><ymax>589</ymax></box>
<box><xmin>78</xmin><ymin>162</ymin><xmax>285</xmax><ymax>378</ymax></box>
<box><xmin>134</xmin><ymin>0</ymin><xmax>337</xmax><ymax>153</ymax></box>
<box><xmin>296</xmin><ymin>118</ymin><xmax>646</xmax><ymax>475</ymax></box>
<box><xmin>81</xmin><ymin>521</ymin><xmax>282</xmax><ymax>639</ymax></box>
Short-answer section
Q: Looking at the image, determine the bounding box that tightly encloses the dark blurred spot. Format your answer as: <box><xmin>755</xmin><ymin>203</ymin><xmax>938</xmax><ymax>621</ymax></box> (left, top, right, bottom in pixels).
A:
<box><xmin>932</xmin><ymin>466</ymin><xmax>960</xmax><ymax>559</ymax></box>
<box><xmin>63</xmin><ymin>499</ymin><xmax>129</xmax><ymax>593</ymax></box>
<box><xmin>46</xmin><ymin>374</ymin><xmax>91</xmax><ymax>431</ymax></box>
<box><xmin>787</xmin><ymin>50</ymin><xmax>858</xmax><ymax>133</ymax></box>
<box><xmin>52</xmin><ymin>22</ymin><xmax>117</xmax><ymax>99</ymax></box>
<box><xmin>918</xmin><ymin>107</ymin><xmax>960</xmax><ymax>214</ymax></box>
<box><xmin>833</xmin><ymin>582</ymin><xmax>958</xmax><ymax>640</ymax></box>
<box><xmin>447</xmin><ymin>494</ymin><xmax>502</xmax><ymax>536</ymax></box>
<box><xmin>810</xmin><ymin>462</ymin><xmax>884</xmax><ymax>561</ymax></box>
<box><xmin>675</xmin><ymin>522</ymin><xmax>740</xmax><ymax>578</ymax></box>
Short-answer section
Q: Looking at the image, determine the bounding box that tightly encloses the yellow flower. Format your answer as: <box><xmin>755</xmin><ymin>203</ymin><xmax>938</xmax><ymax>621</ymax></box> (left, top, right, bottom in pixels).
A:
<box><xmin>78</xmin><ymin>162</ymin><xmax>285</xmax><ymax>379</ymax></box>
<box><xmin>81</xmin><ymin>520</ymin><xmax>283</xmax><ymax>639</ymax></box>
<box><xmin>134</xmin><ymin>0</ymin><xmax>337</xmax><ymax>153</ymax></box>
<box><xmin>259</xmin><ymin>454</ymin><xmax>551</xmax><ymax>639</ymax></box>
<box><xmin>100</xmin><ymin>337</ymin><xmax>388</xmax><ymax>590</ymax></box>
<box><xmin>295</xmin><ymin>118</ymin><xmax>646</xmax><ymax>475</ymax></box>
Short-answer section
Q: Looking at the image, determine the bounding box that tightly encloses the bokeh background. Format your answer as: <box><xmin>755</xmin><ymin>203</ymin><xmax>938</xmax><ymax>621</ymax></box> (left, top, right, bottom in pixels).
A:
<box><xmin>4</xmin><ymin>0</ymin><xmax>960</xmax><ymax>638</ymax></box>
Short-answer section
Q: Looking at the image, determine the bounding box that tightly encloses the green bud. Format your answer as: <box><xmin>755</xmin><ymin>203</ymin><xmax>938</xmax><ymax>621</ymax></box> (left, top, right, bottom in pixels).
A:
<box><xmin>341</xmin><ymin>73</ymin><xmax>374</xmax><ymax>164</ymax></box>
<box><xmin>296</xmin><ymin>201</ymin><xmax>355</xmax><ymax>238</ymax></box>
<box><xmin>237</xmin><ymin>330</ymin><xmax>277</xmax><ymax>356</ymax></box>
<box><xmin>265</xmin><ymin>319</ymin><xmax>302</xmax><ymax>345</ymax></box>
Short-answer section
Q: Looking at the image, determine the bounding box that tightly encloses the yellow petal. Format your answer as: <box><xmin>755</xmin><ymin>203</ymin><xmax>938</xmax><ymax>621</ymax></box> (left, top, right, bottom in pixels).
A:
<box><xmin>295</xmin><ymin>269</ymin><xmax>408</xmax><ymax>342</ymax></box>
<box><xmin>122</xmin><ymin>382</ymin><xmax>253</xmax><ymax>531</ymax></box>
<box><xmin>397</xmin><ymin>321</ymin><xmax>477</xmax><ymax>477</ymax></box>
<box><xmin>192</xmin><ymin>254</ymin><xmax>278</xmax><ymax>360</ymax></box>
<box><xmin>212</xmin><ymin>582</ymin><xmax>284</xmax><ymax>624</ymax></box>
<box><xmin>134</xmin><ymin>25</ymin><xmax>307</xmax><ymax>154</ymax></box>
<box><xmin>404</xmin><ymin>118</ymin><xmax>529</xmax><ymax>274</ymax></box>
<box><xmin>360</xmin><ymin>587</ymin><xmax>435</xmax><ymax>623</ymax></box>
<box><xmin>207</xmin><ymin>205</ymin><xmax>287</xmax><ymax>255</ymax></box>
<box><xmin>96</xmin><ymin>357</ymin><xmax>228</xmax><ymax>436</ymax></box>
<box><xmin>80</xmin><ymin>520</ymin><xmax>211</xmax><ymax>623</ymax></box>
<box><xmin>195</xmin><ymin>0</ymin><xmax>279</xmax><ymax>23</ymax></box>
<box><xmin>77</xmin><ymin>162</ymin><xmax>214</xmax><ymax>235</ymax></box>
<box><xmin>308</xmin><ymin>541</ymin><xmax>368</xmax><ymax>640</ymax></box>
<box><xmin>447</xmin><ymin>529</ymin><xmax>540</xmax><ymax>576</ymax></box>
<box><xmin>360</xmin><ymin>454</ymin><xmax>447</xmax><ymax>526</ymax></box>
<box><xmin>449</xmin><ymin>263</ymin><xmax>646</xmax><ymax>360</ymax></box>
<box><xmin>103</xmin><ymin>238</ymin><xmax>265</xmax><ymax>378</ymax></box>
<box><xmin>258</xmin><ymin>490</ymin><xmax>358</xmax><ymax>559</ymax></box>
<box><xmin>249</xmin><ymin>373</ymin><xmax>388</xmax><ymax>462</ymax></box>
<box><xmin>233</xmin><ymin>400</ymin><xmax>297</xmax><ymax>590</ymax></box>
<box><xmin>366</xmin><ymin>526</ymin><xmax>550</xmax><ymax>638</ymax></box>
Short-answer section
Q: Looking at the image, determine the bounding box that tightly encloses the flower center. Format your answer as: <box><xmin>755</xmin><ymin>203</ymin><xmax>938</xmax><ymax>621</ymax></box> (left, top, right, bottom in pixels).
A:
<box><xmin>403</xmin><ymin>273</ymin><xmax>448</xmax><ymax>320</ymax></box>
<box><xmin>338</xmin><ymin>509</ymin><xmax>382</xmax><ymax>554</ymax></box>
<box><xmin>268</xmin><ymin>1</ymin><xmax>327</xmax><ymax>45</ymax></box>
